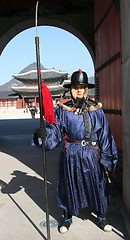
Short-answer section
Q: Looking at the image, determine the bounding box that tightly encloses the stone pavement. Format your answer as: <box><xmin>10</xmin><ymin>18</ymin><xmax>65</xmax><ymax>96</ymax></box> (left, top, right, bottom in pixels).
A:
<box><xmin>0</xmin><ymin>109</ymin><xmax>40</xmax><ymax>120</ymax></box>
<box><xmin>0</xmin><ymin>110</ymin><xmax>129</xmax><ymax>240</ymax></box>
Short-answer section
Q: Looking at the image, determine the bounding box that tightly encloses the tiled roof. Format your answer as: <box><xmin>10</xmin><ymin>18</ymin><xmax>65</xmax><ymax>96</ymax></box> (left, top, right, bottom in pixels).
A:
<box><xmin>11</xmin><ymin>85</ymin><xmax>64</xmax><ymax>91</ymax></box>
<box><xmin>13</xmin><ymin>69</ymin><xmax>68</xmax><ymax>82</ymax></box>
<box><xmin>11</xmin><ymin>85</ymin><xmax>65</xmax><ymax>97</ymax></box>
<box><xmin>0</xmin><ymin>91</ymin><xmax>19</xmax><ymax>99</ymax></box>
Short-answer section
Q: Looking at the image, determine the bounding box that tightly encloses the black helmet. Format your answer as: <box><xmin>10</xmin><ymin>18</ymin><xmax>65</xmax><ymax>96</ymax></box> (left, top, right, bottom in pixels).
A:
<box><xmin>64</xmin><ymin>69</ymin><xmax>95</xmax><ymax>89</ymax></box>
<box><xmin>71</xmin><ymin>69</ymin><xmax>88</xmax><ymax>85</ymax></box>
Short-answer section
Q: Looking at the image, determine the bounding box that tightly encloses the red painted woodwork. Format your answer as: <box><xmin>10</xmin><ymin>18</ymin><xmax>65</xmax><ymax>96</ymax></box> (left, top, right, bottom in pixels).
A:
<box><xmin>16</xmin><ymin>100</ymin><xmax>22</xmax><ymax>109</ymax></box>
<box><xmin>94</xmin><ymin>0</ymin><xmax>122</xmax><ymax>149</ymax></box>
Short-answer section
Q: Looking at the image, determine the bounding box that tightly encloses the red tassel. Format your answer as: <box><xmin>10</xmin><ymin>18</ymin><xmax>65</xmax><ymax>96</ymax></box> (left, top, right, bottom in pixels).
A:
<box><xmin>37</xmin><ymin>67</ymin><xmax>56</xmax><ymax>124</ymax></box>
<box><xmin>37</xmin><ymin>67</ymin><xmax>56</xmax><ymax>125</ymax></box>
<box><xmin>41</xmin><ymin>82</ymin><xmax>57</xmax><ymax>125</ymax></box>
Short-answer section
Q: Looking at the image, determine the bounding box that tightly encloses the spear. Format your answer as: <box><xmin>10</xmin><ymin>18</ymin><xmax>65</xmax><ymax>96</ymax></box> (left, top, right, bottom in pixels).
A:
<box><xmin>35</xmin><ymin>1</ymin><xmax>50</xmax><ymax>239</ymax></box>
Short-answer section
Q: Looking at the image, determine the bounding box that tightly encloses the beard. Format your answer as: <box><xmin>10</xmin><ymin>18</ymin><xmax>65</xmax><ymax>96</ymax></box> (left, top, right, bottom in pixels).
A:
<box><xmin>73</xmin><ymin>97</ymin><xmax>85</xmax><ymax>108</ymax></box>
<box><xmin>71</xmin><ymin>87</ymin><xmax>88</xmax><ymax>109</ymax></box>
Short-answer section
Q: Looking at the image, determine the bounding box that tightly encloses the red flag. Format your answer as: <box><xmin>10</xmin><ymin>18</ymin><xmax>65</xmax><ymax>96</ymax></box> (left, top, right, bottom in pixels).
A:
<box><xmin>41</xmin><ymin>81</ymin><xmax>57</xmax><ymax>125</ymax></box>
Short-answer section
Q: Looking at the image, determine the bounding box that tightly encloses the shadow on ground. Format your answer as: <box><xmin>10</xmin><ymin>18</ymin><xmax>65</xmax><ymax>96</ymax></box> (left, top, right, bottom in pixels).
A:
<box><xmin>0</xmin><ymin>118</ymin><xmax>129</xmax><ymax>239</ymax></box>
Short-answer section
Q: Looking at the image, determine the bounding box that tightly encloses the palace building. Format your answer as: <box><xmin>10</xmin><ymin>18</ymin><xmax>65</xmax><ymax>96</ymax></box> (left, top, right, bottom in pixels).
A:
<box><xmin>11</xmin><ymin>68</ymin><xmax>68</xmax><ymax>109</ymax></box>
<box><xmin>0</xmin><ymin>66</ymin><xmax>95</xmax><ymax>111</ymax></box>
<box><xmin>0</xmin><ymin>68</ymin><xmax>67</xmax><ymax>111</ymax></box>
<box><xmin>0</xmin><ymin>91</ymin><xmax>19</xmax><ymax>111</ymax></box>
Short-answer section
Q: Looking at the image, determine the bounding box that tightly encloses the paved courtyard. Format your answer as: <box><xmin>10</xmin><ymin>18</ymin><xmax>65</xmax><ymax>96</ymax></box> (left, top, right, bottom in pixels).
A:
<box><xmin>0</xmin><ymin>110</ymin><xmax>129</xmax><ymax>240</ymax></box>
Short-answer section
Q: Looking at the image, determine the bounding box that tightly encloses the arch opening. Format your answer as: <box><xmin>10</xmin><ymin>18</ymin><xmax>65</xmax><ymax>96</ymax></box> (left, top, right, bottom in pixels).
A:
<box><xmin>0</xmin><ymin>19</ymin><xmax>95</xmax><ymax>86</ymax></box>
<box><xmin>0</xmin><ymin>17</ymin><xmax>95</xmax><ymax>65</ymax></box>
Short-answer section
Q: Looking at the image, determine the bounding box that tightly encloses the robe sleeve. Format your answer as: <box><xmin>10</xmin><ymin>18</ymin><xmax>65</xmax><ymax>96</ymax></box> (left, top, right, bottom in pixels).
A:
<box><xmin>44</xmin><ymin>106</ymin><xmax>66</xmax><ymax>150</ymax></box>
<box><xmin>97</xmin><ymin>109</ymin><xmax>118</xmax><ymax>172</ymax></box>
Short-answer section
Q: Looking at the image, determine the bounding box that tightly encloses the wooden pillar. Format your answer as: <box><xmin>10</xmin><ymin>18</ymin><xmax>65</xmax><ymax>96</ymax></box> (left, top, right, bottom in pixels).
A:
<box><xmin>60</xmin><ymin>95</ymin><xmax>63</xmax><ymax>103</ymax></box>
<box><xmin>34</xmin><ymin>96</ymin><xmax>36</xmax><ymax>106</ymax></box>
<box><xmin>22</xmin><ymin>96</ymin><xmax>25</xmax><ymax>108</ymax></box>
<box><xmin>7</xmin><ymin>99</ymin><xmax>8</xmax><ymax>109</ymax></box>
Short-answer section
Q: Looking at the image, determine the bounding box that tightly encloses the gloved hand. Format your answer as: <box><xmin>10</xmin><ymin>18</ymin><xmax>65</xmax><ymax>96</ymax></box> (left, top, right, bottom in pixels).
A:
<box><xmin>33</xmin><ymin>127</ymin><xmax>47</xmax><ymax>146</ymax></box>
<box><xmin>35</xmin><ymin>127</ymin><xmax>47</xmax><ymax>140</ymax></box>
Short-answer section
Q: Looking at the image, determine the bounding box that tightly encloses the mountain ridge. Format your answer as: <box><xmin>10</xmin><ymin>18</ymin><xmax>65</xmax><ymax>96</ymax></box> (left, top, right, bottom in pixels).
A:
<box><xmin>0</xmin><ymin>62</ymin><xmax>46</xmax><ymax>91</ymax></box>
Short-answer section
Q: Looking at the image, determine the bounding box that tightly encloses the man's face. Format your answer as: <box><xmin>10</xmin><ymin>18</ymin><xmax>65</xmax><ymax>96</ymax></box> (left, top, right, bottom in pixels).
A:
<box><xmin>71</xmin><ymin>84</ymin><xmax>86</xmax><ymax>99</ymax></box>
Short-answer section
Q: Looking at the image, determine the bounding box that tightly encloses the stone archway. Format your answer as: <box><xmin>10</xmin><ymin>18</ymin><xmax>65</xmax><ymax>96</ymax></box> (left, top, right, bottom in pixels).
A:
<box><xmin>0</xmin><ymin>0</ymin><xmax>130</xmax><ymax>231</ymax></box>
<box><xmin>0</xmin><ymin>17</ymin><xmax>95</xmax><ymax>66</ymax></box>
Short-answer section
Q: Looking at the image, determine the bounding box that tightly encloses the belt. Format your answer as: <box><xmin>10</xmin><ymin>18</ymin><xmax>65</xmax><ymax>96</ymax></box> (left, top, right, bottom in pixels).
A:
<box><xmin>66</xmin><ymin>138</ymin><xmax>98</xmax><ymax>147</ymax></box>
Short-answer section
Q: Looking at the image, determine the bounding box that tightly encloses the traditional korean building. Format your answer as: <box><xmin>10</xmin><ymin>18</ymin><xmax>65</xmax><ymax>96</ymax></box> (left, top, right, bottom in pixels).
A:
<box><xmin>11</xmin><ymin>68</ymin><xmax>69</xmax><ymax>109</ymax></box>
<box><xmin>0</xmin><ymin>67</ymin><xmax>95</xmax><ymax>111</ymax></box>
<box><xmin>0</xmin><ymin>91</ymin><xmax>19</xmax><ymax>111</ymax></box>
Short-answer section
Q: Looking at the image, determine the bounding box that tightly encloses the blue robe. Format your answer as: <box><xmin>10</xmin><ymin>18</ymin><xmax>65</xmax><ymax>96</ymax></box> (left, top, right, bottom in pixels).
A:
<box><xmin>44</xmin><ymin>104</ymin><xmax>118</xmax><ymax>216</ymax></box>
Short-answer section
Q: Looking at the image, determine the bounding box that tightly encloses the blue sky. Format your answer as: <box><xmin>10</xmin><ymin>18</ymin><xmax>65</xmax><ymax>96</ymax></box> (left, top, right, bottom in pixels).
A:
<box><xmin>0</xmin><ymin>26</ymin><xmax>94</xmax><ymax>85</ymax></box>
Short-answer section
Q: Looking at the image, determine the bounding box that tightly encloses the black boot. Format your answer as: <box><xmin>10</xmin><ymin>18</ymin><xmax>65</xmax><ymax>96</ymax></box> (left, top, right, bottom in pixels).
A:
<box><xmin>59</xmin><ymin>210</ymin><xmax>72</xmax><ymax>234</ymax></box>
<box><xmin>97</xmin><ymin>213</ymin><xmax>112</xmax><ymax>232</ymax></box>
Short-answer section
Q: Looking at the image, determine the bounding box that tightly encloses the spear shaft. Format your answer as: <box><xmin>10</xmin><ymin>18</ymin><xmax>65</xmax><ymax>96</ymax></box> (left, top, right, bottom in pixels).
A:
<box><xmin>35</xmin><ymin>2</ymin><xmax>50</xmax><ymax>240</ymax></box>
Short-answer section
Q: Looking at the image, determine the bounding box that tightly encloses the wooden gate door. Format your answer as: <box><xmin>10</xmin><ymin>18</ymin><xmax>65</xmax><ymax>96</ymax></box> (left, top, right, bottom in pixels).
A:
<box><xmin>94</xmin><ymin>0</ymin><xmax>122</xmax><ymax>184</ymax></box>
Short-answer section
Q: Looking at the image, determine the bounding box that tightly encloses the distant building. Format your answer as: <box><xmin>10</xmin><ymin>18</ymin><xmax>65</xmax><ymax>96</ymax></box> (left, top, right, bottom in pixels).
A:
<box><xmin>0</xmin><ymin>91</ymin><xmax>19</xmax><ymax>111</ymax></box>
<box><xmin>0</xmin><ymin>67</ymin><xmax>95</xmax><ymax>111</ymax></box>
<box><xmin>0</xmin><ymin>68</ymin><xmax>69</xmax><ymax>111</ymax></box>
<box><xmin>11</xmin><ymin>68</ymin><xmax>68</xmax><ymax>109</ymax></box>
